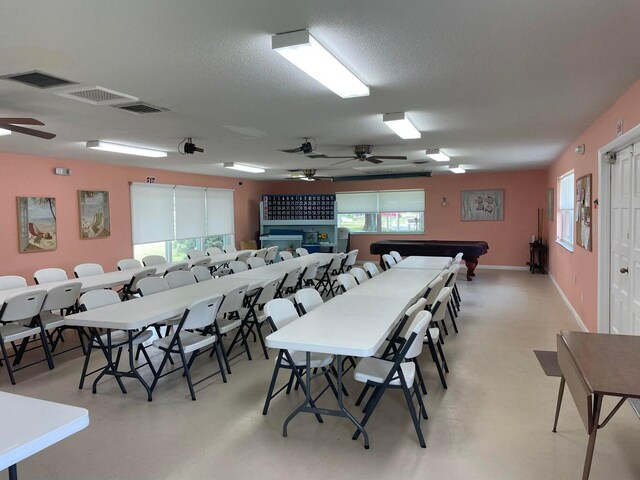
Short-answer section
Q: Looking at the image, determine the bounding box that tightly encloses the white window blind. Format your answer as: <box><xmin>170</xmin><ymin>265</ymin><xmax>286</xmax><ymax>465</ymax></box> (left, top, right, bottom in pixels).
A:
<box><xmin>175</xmin><ymin>186</ymin><xmax>207</xmax><ymax>240</ymax></box>
<box><xmin>557</xmin><ymin>171</ymin><xmax>575</xmax><ymax>249</ymax></box>
<box><xmin>130</xmin><ymin>183</ymin><xmax>175</xmax><ymax>244</ymax></box>
<box><xmin>378</xmin><ymin>190</ymin><xmax>424</xmax><ymax>212</ymax></box>
<box><xmin>336</xmin><ymin>192</ymin><xmax>378</xmax><ymax>213</ymax></box>
<box><xmin>207</xmin><ymin>189</ymin><xmax>234</xmax><ymax>235</ymax></box>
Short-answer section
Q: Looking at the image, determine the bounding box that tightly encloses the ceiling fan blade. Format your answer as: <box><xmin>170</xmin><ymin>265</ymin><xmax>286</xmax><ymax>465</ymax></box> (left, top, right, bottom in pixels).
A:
<box><xmin>279</xmin><ymin>147</ymin><xmax>303</xmax><ymax>153</ymax></box>
<box><xmin>0</xmin><ymin>118</ymin><xmax>44</xmax><ymax>126</ymax></box>
<box><xmin>331</xmin><ymin>158</ymin><xmax>356</xmax><ymax>166</ymax></box>
<box><xmin>370</xmin><ymin>155</ymin><xmax>408</xmax><ymax>160</ymax></box>
<box><xmin>0</xmin><ymin>124</ymin><xmax>56</xmax><ymax>139</ymax></box>
<box><xmin>366</xmin><ymin>157</ymin><xmax>384</xmax><ymax>164</ymax></box>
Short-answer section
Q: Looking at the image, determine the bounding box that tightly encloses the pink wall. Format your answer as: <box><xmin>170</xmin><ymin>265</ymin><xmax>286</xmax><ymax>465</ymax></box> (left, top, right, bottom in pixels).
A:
<box><xmin>0</xmin><ymin>152</ymin><xmax>262</xmax><ymax>283</ymax></box>
<box><xmin>546</xmin><ymin>78</ymin><xmax>640</xmax><ymax>332</ymax></box>
<box><xmin>266</xmin><ymin>170</ymin><xmax>547</xmax><ymax>265</ymax></box>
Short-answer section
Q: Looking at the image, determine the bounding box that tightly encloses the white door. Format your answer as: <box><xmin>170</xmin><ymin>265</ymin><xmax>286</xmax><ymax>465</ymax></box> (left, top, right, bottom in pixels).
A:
<box><xmin>609</xmin><ymin>143</ymin><xmax>640</xmax><ymax>335</ymax></box>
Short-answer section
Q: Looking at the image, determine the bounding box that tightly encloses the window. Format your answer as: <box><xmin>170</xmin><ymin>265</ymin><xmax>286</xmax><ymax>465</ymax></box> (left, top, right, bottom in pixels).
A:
<box><xmin>557</xmin><ymin>171</ymin><xmax>574</xmax><ymax>251</ymax></box>
<box><xmin>130</xmin><ymin>183</ymin><xmax>234</xmax><ymax>261</ymax></box>
<box><xmin>336</xmin><ymin>189</ymin><xmax>425</xmax><ymax>234</ymax></box>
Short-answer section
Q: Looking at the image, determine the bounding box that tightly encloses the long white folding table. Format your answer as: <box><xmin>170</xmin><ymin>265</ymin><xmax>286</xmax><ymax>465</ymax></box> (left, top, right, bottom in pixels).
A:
<box><xmin>231</xmin><ymin>252</ymin><xmax>336</xmax><ymax>283</ymax></box>
<box><xmin>392</xmin><ymin>255</ymin><xmax>451</xmax><ymax>270</ymax></box>
<box><xmin>65</xmin><ymin>274</ymin><xmax>264</xmax><ymax>401</ymax></box>
<box><xmin>347</xmin><ymin>267</ymin><xmax>443</xmax><ymax>302</ymax></box>
<box><xmin>207</xmin><ymin>249</ymin><xmax>256</xmax><ymax>267</ymax></box>
<box><xmin>0</xmin><ymin>392</ymin><xmax>89</xmax><ymax>480</ymax></box>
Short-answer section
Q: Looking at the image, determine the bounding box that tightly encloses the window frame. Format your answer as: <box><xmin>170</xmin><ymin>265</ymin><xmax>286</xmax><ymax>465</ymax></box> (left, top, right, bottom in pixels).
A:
<box><xmin>556</xmin><ymin>170</ymin><xmax>575</xmax><ymax>252</ymax></box>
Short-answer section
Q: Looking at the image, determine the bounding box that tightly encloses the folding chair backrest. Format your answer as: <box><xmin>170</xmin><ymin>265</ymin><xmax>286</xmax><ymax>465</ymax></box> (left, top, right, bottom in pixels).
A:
<box><xmin>142</xmin><ymin>255</ymin><xmax>166</xmax><ymax>266</ymax></box>
<box><xmin>424</xmin><ymin>273</ymin><xmax>446</xmax><ymax>306</ymax></box>
<box><xmin>338</xmin><ymin>273</ymin><xmax>358</xmax><ymax>292</ymax></box>
<box><xmin>187</xmin><ymin>249</ymin><xmax>206</xmax><ymax>259</ymax></box>
<box><xmin>344</xmin><ymin>249</ymin><xmax>359</xmax><ymax>268</ymax></box>
<box><xmin>137</xmin><ymin>276</ymin><xmax>171</xmax><ymax>296</ymax></box>
<box><xmin>218</xmin><ymin>284</ymin><xmax>249</xmax><ymax>315</ymax></box>
<box><xmin>247</xmin><ymin>257</ymin><xmax>266</xmax><ymax>269</ymax></box>
<box><xmin>445</xmin><ymin>264</ymin><xmax>461</xmax><ymax>287</ymax></box>
<box><xmin>74</xmin><ymin>263</ymin><xmax>104</xmax><ymax>278</ymax></box>
<box><xmin>253</xmin><ymin>249</ymin><xmax>268</xmax><ymax>260</ymax></box>
<box><xmin>280</xmin><ymin>266</ymin><xmax>302</xmax><ymax>291</ymax></box>
<box><xmin>399</xmin><ymin>298</ymin><xmax>427</xmax><ymax>339</ymax></box>
<box><xmin>236</xmin><ymin>251</ymin><xmax>252</xmax><ymax>263</ymax></box>
<box><xmin>0</xmin><ymin>275</ymin><xmax>27</xmax><ymax>290</ymax></box>
<box><xmin>34</xmin><ymin>268</ymin><xmax>68</xmax><ymax>284</ymax></box>
<box><xmin>301</xmin><ymin>261</ymin><xmax>320</xmax><ymax>281</ymax></box>
<box><xmin>0</xmin><ymin>290</ymin><xmax>47</xmax><ymax>322</ymax></box>
<box><xmin>390</xmin><ymin>251</ymin><xmax>403</xmax><ymax>263</ymax></box>
<box><xmin>279</xmin><ymin>251</ymin><xmax>294</xmax><ymax>262</ymax></box>
<box><xmin>165</xmin><ymin>261</ymin><xmax>190</xmax><ymax>273</ymax></box>
<box><xmin>165</xmin><ymin>271</ymin><xmax>197</xmax><ymax>288</ymax></box>
<box><xmin>431</xmin><ymin>287</ymin><xmax>453</xmax><ymax>323</ymax></box>
<box><xmin>265</xmin><ymin>246</ymin><xmax>279</xmax><ymax>263</ymax></box>
<box><xmin>223</xmin><ymin>244</ymin><xmax>237</xmax><ymax>253</ymax></box>
<box><xmin>182</xmin><ymin>295</ymin><xmax>224</xmax><ymax>330</ymax></box>
<box><xmin>229</xmin><ymin>261</ymin><xmax>248</xmax><ymax>273</ymax></box>
<box><xmin>381</xmin><ymin>254</ymin><xmax>396</xmax><ymax>270</ymax></box>
<box><xmin>294</xmin><ymin>288</ymin><xmax>324</xmax><ymax>314</ymax></box>
<box><xmin>264</xmin><ymin>298</ymin><xmax>299</xmax><ymax>330</ymax></box>
<box><xmin>117</xmin><ymin>258</ymin><xmax>142</xmax><ymax>271</ymax></box>
<box><xmin>257</xmin><ymin>276</ymin><xmax>284</xmax><ymax>304</ymax></box>
<box><xmin>128</xmin><ymin>268</ymin><xmax>157</xmax><ymax>291</ymax></box>
<box><xmin>206</xmin><ymin>247</ymin><xmax>223</xmax><ymax>256</ymax></box>
<box><xmin>191</xmin><ymin>266</ymin><xmax>212</xmax><ymax>282</ymax></box>
<box><xmin>80</xmin><ymin>289</ymin><xmax>121</xmax><ymax>310</ymax></box>
<box><xmin>403</xmin><ymin>311</ymin><xmax>433</xmax><ymax>359</ymax></box>
<box><xmin>295</xmin><ymin>247</ymin><xmax>309</xmax><ymax>257</ymax></box>
<box><xmin>350</xmin><ymin>267</ymin><xmax>368</xmax><ymax>285</ymax></box>
<box><xmin>363</xmin><ymin>262</ymin><xmax>380</xmax><ymax>278</ymax></box>
<box><xmin>191</xmin><ymin>257</ymin><xmax>211</xmax><ymax>268</ymax></box>
<box><xmin>41</xmin><ymin>282</ymin><xmax>81</xmax><ymax>311</ymax></box>
<box><xmin>326</xmin><ymin>253</ymin><xmax>346</xmax><ymax>275</ymax></box>
<box><xmin>454</xmin><ymin>252</ymin><xmax>464</xmax><ymax>262</ymax></box>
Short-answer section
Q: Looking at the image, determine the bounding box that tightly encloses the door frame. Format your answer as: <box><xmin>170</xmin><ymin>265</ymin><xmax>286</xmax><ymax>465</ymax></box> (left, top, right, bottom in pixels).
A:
<box><xmin>598</xmin><ymin>122</ymin><xmax>640</xmax><ymax>333</ymax></box>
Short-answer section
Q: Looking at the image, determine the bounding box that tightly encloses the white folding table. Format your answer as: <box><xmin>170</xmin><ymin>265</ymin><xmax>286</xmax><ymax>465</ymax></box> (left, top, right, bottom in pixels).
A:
<box><xmin>0</xmin><ymin>392</ymin><xmax>89</xmax><ymax>480</ymax></box>
<box><xmin>207</xmin><ymin>249</ymin><xmax>256</xmax><ymax>267</ymax></box>
<box><xmin>347</xmin><ymin>268</ymin><xmax>443</xmax><ymax>302</ymax></box>
<box><xmin>392</xmin><ymin>255</ymin><xmax>451</xmax><ymax>270</ymax></box>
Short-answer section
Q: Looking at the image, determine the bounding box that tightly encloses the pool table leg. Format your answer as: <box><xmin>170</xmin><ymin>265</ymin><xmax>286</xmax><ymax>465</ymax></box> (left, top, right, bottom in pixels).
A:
<box><xmin>464</xmin><ymin>257</ymin><xmax>479</xmax><ymax>280</ymax></box>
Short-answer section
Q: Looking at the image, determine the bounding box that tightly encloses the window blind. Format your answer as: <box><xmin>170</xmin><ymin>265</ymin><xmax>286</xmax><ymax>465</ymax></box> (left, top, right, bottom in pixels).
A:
<box><xmin>175</xmin><ymin>186</ymin><xmax>207</xmax><ymax>240</ymax></box>
<box><xmin>379</xmin><ymin>190</ymin><xmax>424</xmax><ymax>212</ymax></box>
<box><xmin>336</xmin><ymin>192</ymin><xmax>378</xmax><ymax>213</ymax></box>
<box><xmin>130</xmin><ymin>183</ymin><xmax>175</xmax><ymax>244</ymax></box>
<box><xmin>207</xmin><ymin>189</ymin><xmax>234</xmax><ymax>235</ymax></box>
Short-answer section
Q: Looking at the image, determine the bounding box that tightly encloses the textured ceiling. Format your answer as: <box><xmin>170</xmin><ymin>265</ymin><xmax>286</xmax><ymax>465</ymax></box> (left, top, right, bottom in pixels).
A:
<box><xmin>1</xmin><ymin>0</ymin><xmax>639</xmax><ymax>179</ymax></box>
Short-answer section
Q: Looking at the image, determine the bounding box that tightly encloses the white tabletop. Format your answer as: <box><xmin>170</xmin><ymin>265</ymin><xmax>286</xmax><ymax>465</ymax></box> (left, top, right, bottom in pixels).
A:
<box><xmin>346</xmin><ymin>267</ymin><xmax>442</xmax><ymax>302</ymax></box>
<box><xmin>207</xmin><ymin>250</ymin><xmax>255</xmax><ymax>266</ymax></box>
<box><xmin>265</xmin><ymin>294</ymin><xmax>412</xmax><ymax>357</ymax></box>
<box><xmin>392</xmin><ymin>256</ymin><xmax>452</xmax><ymax>270</ymax></box>
<box><xmin>0</xmin><ymin>392</ymin><xmax>89</xmax><ymax>471</ymax></box>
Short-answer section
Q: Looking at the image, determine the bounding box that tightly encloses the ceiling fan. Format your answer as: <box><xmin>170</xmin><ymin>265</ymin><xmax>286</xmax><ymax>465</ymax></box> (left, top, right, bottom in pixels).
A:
<box><xmin>279</xmin><ymin>137</ymin><xmax>318</xmax><ymax>155</ymax></box>
<box><xmin>286</xmin><ymin>169</ymin><xmax>333</xmax><ymax>181</ymax></box>
<box><xmin>0</xmin><ymin>118</ymin><xmax>56</xmax><ymax>139</ymax></box>
<box><xmin>308</xmin><ymin>144</ymin><xmax>407</xmax><ymax>165</ymax></box>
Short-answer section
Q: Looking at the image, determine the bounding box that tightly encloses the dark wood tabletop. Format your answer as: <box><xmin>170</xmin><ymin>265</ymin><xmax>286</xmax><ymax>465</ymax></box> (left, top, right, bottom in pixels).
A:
<box><xmin>561</xmin><ymin>331</ymin><xmax>640</xmax><ymax>399</ymax></box>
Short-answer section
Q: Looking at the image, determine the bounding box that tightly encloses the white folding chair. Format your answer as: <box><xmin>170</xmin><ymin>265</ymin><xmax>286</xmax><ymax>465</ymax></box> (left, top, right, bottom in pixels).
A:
<box><xmin>137</xmin><ymin>277</ymin><xmax>170</xmax><ymax>296</ymax></box>
<box><xmin>247</xmin><ymin>257</ymin><xmax>267</xmax><ymax>269</ymax></box>
<box><xmin>294</xmin><ymin>288</ymin><xmax>324</xmax><ymax>315</ymax></box>
<box><xmin>253</xmin><ymin>248</ymin><xmax>268</xmax><ymax>260</ymax></box>
<box><xmin>0</xmin><ymin>276</ymin><xmax>27</xmax><ymax>290</ymax></box>
<box><xmin>337</xmin><ymin>273</ymin><xmax>358</xmax><ymax>293</ymax></box>
<box><xmin>215</xmin><ymin>284</ymin><xmax>250</xmax><ymax>372</ymax></box>
<box><xmin>187</xmin><ymin>249</ymin><xmax>206</xmax><ymax>259</ymax></box>
<box><xmin>297</xmin><ymin>261</ymin><xmax>320</xmax><ymax>290</ymax></box>
<box><xmin>74</xmin><ymin>263</ymin><xmax>104</xmax><ymax>278</ymax></box>
<box><xmin>279</xmin><ymin>251</ymin><xmax>294</xmax><ymax>262</ymax></box>
<box><xmin>191</xmin><ymin>266</ymin><xmax>212</xmax><ymax>282</ymax></box>
<box><xmin>236</xmin><ymin>251</ymin><xmax>252</xmax><ymax>263</ymax></box>
<box><xmin>142</xmin><ymin>255</ymin><xmax>166</xmax><ymax>266</ymax></box>
<box><xmin>276</xmin><ymin>266</ymin><xmax>303</xmax><ymax>298</ymax></box>
<box><xmin>191</xmin><ymin>257</ymin><xmax>211</xmax><ymax>268</ymax></box>
<box><xmin>164</xmin><ymin>261</ymin><xmax>190</xmax><ymax>273</ymax></box>
<box><xmin>150</xmin><ymin>294</ymin><xmax>225</xmax><ymax>400</ymax></box>
<box><xmin>363</xmin><ymin>262</ymin><xmax>380</xmax><ymax>278</ymax></box>
<box><xmin>34</xmin><ymin>268</ymin><xmax>68</xmax><ymax>284</ymax></box>
<box><xmin>165</xmin><ymin>271</ymin><xmax>197</xmax><ymax>288</ymax></box>
<box><xmin>117</xmin><ymin>258</ymin><xmax>142</xmax><ymax>271</ymax></box>
<box><xmin>206</xmin><ymin>247</ymin><xmax>223</xmax><ymax>256</ymax></box>
<box><xmin>229</xmin><ymin>260</ymin><xmax>248</xmax><ymax>273</ymax></box>
<box><xmin>264</xmin><ymin>246</ymin><xmax>279</xmax><ymax>264</ymax></box>
<box><xmin>390</xmin><ymin>250</ymin><xmax>403</xmax><ymax>263</ymax></box>
<box><xmin>223</xmin><ymin>244</ymin><xmax>237</xmax><ymax>253</ymax></box>
<box><xmin>423</xmin><ymin>287</ymin><xmax>450</xmax><ymax>389</ymax></box>
<box><xmin>122</xmin><ymin>268</ymin><xmax>156</xmax><ymax>300</ymax></box>
<box><xmin>381</xmin><ymin>254</ymin><xmax>396</xmax><ymax>270</ymax></box>
<box><xmin>316</xmin><ymin>254</ymin><xmax>346</xmax><ymax>297</ymax></box>
<box><xmin>344</xmin><ymin>249</ymin><xmax>359</xmax><ymax>271</ymax></box>
<box><xmin>38</xmin><ymin>281</ymin><xmax>83</xmax><ymax>354</ymax></box>
<box><xmin>295</xmin><ymin>247</ymin><xmax>309</xmax><ymax>257</ymax></box>
<box><xmin>0</xmin><ymin>290</ymin><xmax>52</xmax><ymax>384</ymax></box>
<box><xmin>350</xmin><ymin>267</ymin><xmax>369</xmax><ymax>285</ymax></box>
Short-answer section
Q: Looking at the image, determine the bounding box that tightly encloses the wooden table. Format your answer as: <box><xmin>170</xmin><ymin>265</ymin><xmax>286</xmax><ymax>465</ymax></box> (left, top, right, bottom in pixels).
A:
<box><xmin>554</xmin><ymin>331</ymin><xmax>640</xmax><ymax>479</ymax></box>
<box><xmin>0</xmin><ymin>392</ymin><xmax>89</xmax><ymax>480</ymax></box>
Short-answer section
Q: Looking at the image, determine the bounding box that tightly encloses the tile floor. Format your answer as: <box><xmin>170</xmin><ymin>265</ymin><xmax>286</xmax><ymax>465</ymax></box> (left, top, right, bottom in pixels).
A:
<box><xmin>5</xmin><ymin>270</ymin><xmax>640</xmax><ymax>480</ymax></box>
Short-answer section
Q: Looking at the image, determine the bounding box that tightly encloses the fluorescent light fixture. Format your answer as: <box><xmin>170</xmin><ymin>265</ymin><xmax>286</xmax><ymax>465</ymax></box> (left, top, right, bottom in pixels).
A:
<box><xmin>425</xmin><ymin>148</ymin><xmax>450</xmax><ymax>162</ymax></box>
<box><xmin>272</xmin><ymin>29</ymin><xmax>369</xmax><ymax>98</ymax></box>
<box><xmin>300</xmin><ymin>177</ymin><xmax>316</xmax><ymax>182</ymax></box>
<box><xmin>86</xmin><ymin>140</ymin><xmax>167</xmax><ymax>158</ymax></box>
<box><xmin>449</xmin><ymin>165</ymin><xmax>466</xmax><ymax>174</ymax></box>
<box><xmin>0</xmin><ymin>128</ymin><xmax>11</xmax><ymax>136</ymax></box>
<box><xmin>382</xmin><ymin>112</ymin><xmax>421</xmax><ymax>139</ymax></box>
<box><xmin>223</xmin><ymin>162</ymin><xmax>265</xmax><ymax>173</ymax></box>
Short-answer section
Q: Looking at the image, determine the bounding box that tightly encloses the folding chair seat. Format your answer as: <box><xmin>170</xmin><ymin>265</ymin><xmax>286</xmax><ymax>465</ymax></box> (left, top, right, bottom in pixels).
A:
<box><xmin>150</xmin><ymin>294</ymin><xmax>225</xmax><ymax>400</ymax></box>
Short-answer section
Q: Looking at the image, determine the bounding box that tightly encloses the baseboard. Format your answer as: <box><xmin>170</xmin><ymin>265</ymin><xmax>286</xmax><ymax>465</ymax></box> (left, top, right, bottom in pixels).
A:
<box><xmin>549</xmin><ymin>273</ymin><xmax>589</xmax><ymax>332</ymax></box>
<box><xmin>476</xmin><ymin>265</ymin><xmax>529</xmax><ymax>271</ymax></box>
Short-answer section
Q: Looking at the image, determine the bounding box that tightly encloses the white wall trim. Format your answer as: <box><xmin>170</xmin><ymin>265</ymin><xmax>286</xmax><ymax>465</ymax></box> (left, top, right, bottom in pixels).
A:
<box><xmin>549</xmin><ymin>273</ymin><xmax>589</xmax><ymax>332</ymax></box>
<box><xmin>476</xmin><ymin>265</ymin><xmax>529</xmax><ymax>271</ymax></box>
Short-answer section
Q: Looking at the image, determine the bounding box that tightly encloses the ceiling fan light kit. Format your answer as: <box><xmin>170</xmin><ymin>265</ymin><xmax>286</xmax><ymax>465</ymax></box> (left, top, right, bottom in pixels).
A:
<box><xmin>426</xmin><ymin>148</ymin><xmax>450</xmax><ymax>162</ymax></box>
<box><xmin>223</xmin><ymin>162</ymin><xmax>265</xmax><ymax>173</ymax></box>
<box><xmin>86</xmin><ymin>140</ymin><xmax>167</xmax><ymax>158</ymax></box>
<box><xmin>449</xmin><ymin>165</ymin><xmax>466</xmax><ymax>174</ymax></box>
<box><xmin>382</xmin><ymin>112</ymin><xmax>421</xmax><ymax>139</ymax></box>
<box><xmin>272</xmin><ymin>29</ymin><xmax>370</xmax><ymax>99</ymax></box>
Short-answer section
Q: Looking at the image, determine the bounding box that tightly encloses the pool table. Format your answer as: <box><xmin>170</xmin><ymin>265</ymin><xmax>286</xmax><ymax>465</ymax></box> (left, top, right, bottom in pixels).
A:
<box><xmin>370</xmin><ymin>239</ymin><xmax>489</xmax><ymax>280</ymax></box>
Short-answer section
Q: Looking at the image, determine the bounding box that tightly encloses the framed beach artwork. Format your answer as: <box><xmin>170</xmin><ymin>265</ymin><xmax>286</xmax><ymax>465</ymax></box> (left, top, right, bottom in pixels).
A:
<box><xmin>461</xmin><ymin>189</ymin><xmax>504</xmax><ymax>221</ymax></box>
<box><xmin>79</xmin><ymin>190</ymin><xmax>111</xmax><ymax>239</ymax></box>
<box><xmin>17</xmin><ymin>196</ymin><xmax>57</xmax><ymax>253</ymax></box>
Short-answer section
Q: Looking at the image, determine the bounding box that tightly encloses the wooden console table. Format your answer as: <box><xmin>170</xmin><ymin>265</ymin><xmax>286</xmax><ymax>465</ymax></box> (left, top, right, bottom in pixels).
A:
<box><xmin>529</xmin><ymin>242</ymin><xmax>547</xmax><ymax>274</ymax></box>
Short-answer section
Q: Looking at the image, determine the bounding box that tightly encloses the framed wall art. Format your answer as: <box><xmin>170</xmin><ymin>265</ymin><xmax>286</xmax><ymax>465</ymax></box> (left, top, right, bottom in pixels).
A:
<box><xmin>17</xmin><ymin>196</ymin><xmax>57</xmax><ymax>253</ymax></box>
<box><xmin>461</xmin><ymin>189</ymin><xmax>504</xmax><ymax>221</ymax></box>
<box><xmin>575</xmin><ymin>174</ymin><xmax>592</xmax><ymax>251</ymax></box>
<box><xmin>79</xmin><ymin>190</ymin><xmax>111</xmax><ymax>239</ymax></box>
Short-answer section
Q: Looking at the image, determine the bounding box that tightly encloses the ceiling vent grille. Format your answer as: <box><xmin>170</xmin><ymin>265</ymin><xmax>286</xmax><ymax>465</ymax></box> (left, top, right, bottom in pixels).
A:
<box><xmin>0</xmin><ymin>70</ymin><xmax>76</xmax><ymax>89</ymax></box>
<box><xmin>115</xmin><ymin>103</ymin><xmax>168</xmax><ymax>114</ymax></box>
<box><xmin>54</xmin><ymin>86</ymin><xmax>138</xmax><ymax>105</ymax></box>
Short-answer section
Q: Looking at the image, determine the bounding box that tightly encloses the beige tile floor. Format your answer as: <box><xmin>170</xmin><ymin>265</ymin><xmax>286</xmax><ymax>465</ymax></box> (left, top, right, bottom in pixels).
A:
<box><xmin>5</xmin><ymin>270</ymin><xmax>640</xmax><ymax>480</ymax></box>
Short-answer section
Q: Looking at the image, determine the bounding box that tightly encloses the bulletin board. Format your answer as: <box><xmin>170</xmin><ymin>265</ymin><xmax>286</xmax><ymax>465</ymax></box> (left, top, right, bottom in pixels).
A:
<box><xmin>575</xmin><ymin>174</ymin><xmax>592</xmax><ymax>251</ymax></box>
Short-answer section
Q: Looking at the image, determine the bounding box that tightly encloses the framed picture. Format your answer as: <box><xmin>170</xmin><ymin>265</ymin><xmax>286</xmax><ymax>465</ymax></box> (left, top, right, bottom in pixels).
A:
<box><xmin>79</xmin><ymin>190</ymin><xmax>111</xmax><ymax>239</ymax></box>
<box><xmin>461</xmin><ymin>189</ymin><xmax>504</xmax><ymax>221</ymax></box>
<box><xmin>17</xmin><ymin>196</ymin><xmax>57</xmax><ymax>253</ymax></box>
<box><xmin>547</xmin><ymin>188</ymin><xmax>554</xmax><ymax>221</ymax></box>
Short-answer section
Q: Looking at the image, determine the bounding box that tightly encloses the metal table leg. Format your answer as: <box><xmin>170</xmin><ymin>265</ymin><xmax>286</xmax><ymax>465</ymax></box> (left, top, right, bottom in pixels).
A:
<box><xmin>582</xmin><ymin>394</ymin><xmax>603</xmax><ymax>480</ymax></box>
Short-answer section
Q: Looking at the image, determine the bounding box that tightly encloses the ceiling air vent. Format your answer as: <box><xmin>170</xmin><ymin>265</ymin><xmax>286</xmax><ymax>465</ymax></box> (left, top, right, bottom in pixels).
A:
<box><xmin>0</xmin><ymin>70</ymin><xmax>76</xmax><ymax>89</ymax></box>
<box><xmin>115</xmin><ymin>102</ymin><xmax>168</xmax><ymax>114</ymax></box>
<box><xmin>54</xmin><ymin>86</ymin><xmax>138</xmax><ymax>105</ymax></box>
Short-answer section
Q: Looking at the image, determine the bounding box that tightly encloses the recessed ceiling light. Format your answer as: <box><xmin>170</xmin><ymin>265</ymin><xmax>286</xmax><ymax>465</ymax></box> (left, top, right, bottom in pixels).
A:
<box><xmin>449</xmin><ymin>165</ymin><xmax>466</xmax><ymax>174</ymax></box>
<box><xmin>0</xmin><ymin>128</ymin><xmax>11</xmax><ymax>136</ymax></box>
<box><xmin>223</xmin><ymin>162</ymin><xmax>265</xmax><ymax>173</ymax></box>
<box><xmin>382</xmin><ymin>112</ymin><xmax>421</xmax><ymax>139</ymax></box>
<box><xmin>426</xmin><ymin>148</ymin><xmax>450</xmax><ymax>162</ymax></box>
<box><xmin>86</xmin><ymin>140</ymin><xmax>167</xmax><ymax>158</ymax></box>
<box><xmin>272</xmin><ymin>29</ymin><xmax>370</xmax><ymax>99</ymax></box>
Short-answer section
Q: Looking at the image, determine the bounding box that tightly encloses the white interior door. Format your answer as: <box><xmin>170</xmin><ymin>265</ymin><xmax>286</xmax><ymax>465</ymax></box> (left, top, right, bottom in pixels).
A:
<box><xmin>630</xmin><ymin>144</ymin><xmax>640</xmax><ymax>335</ymax></box>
